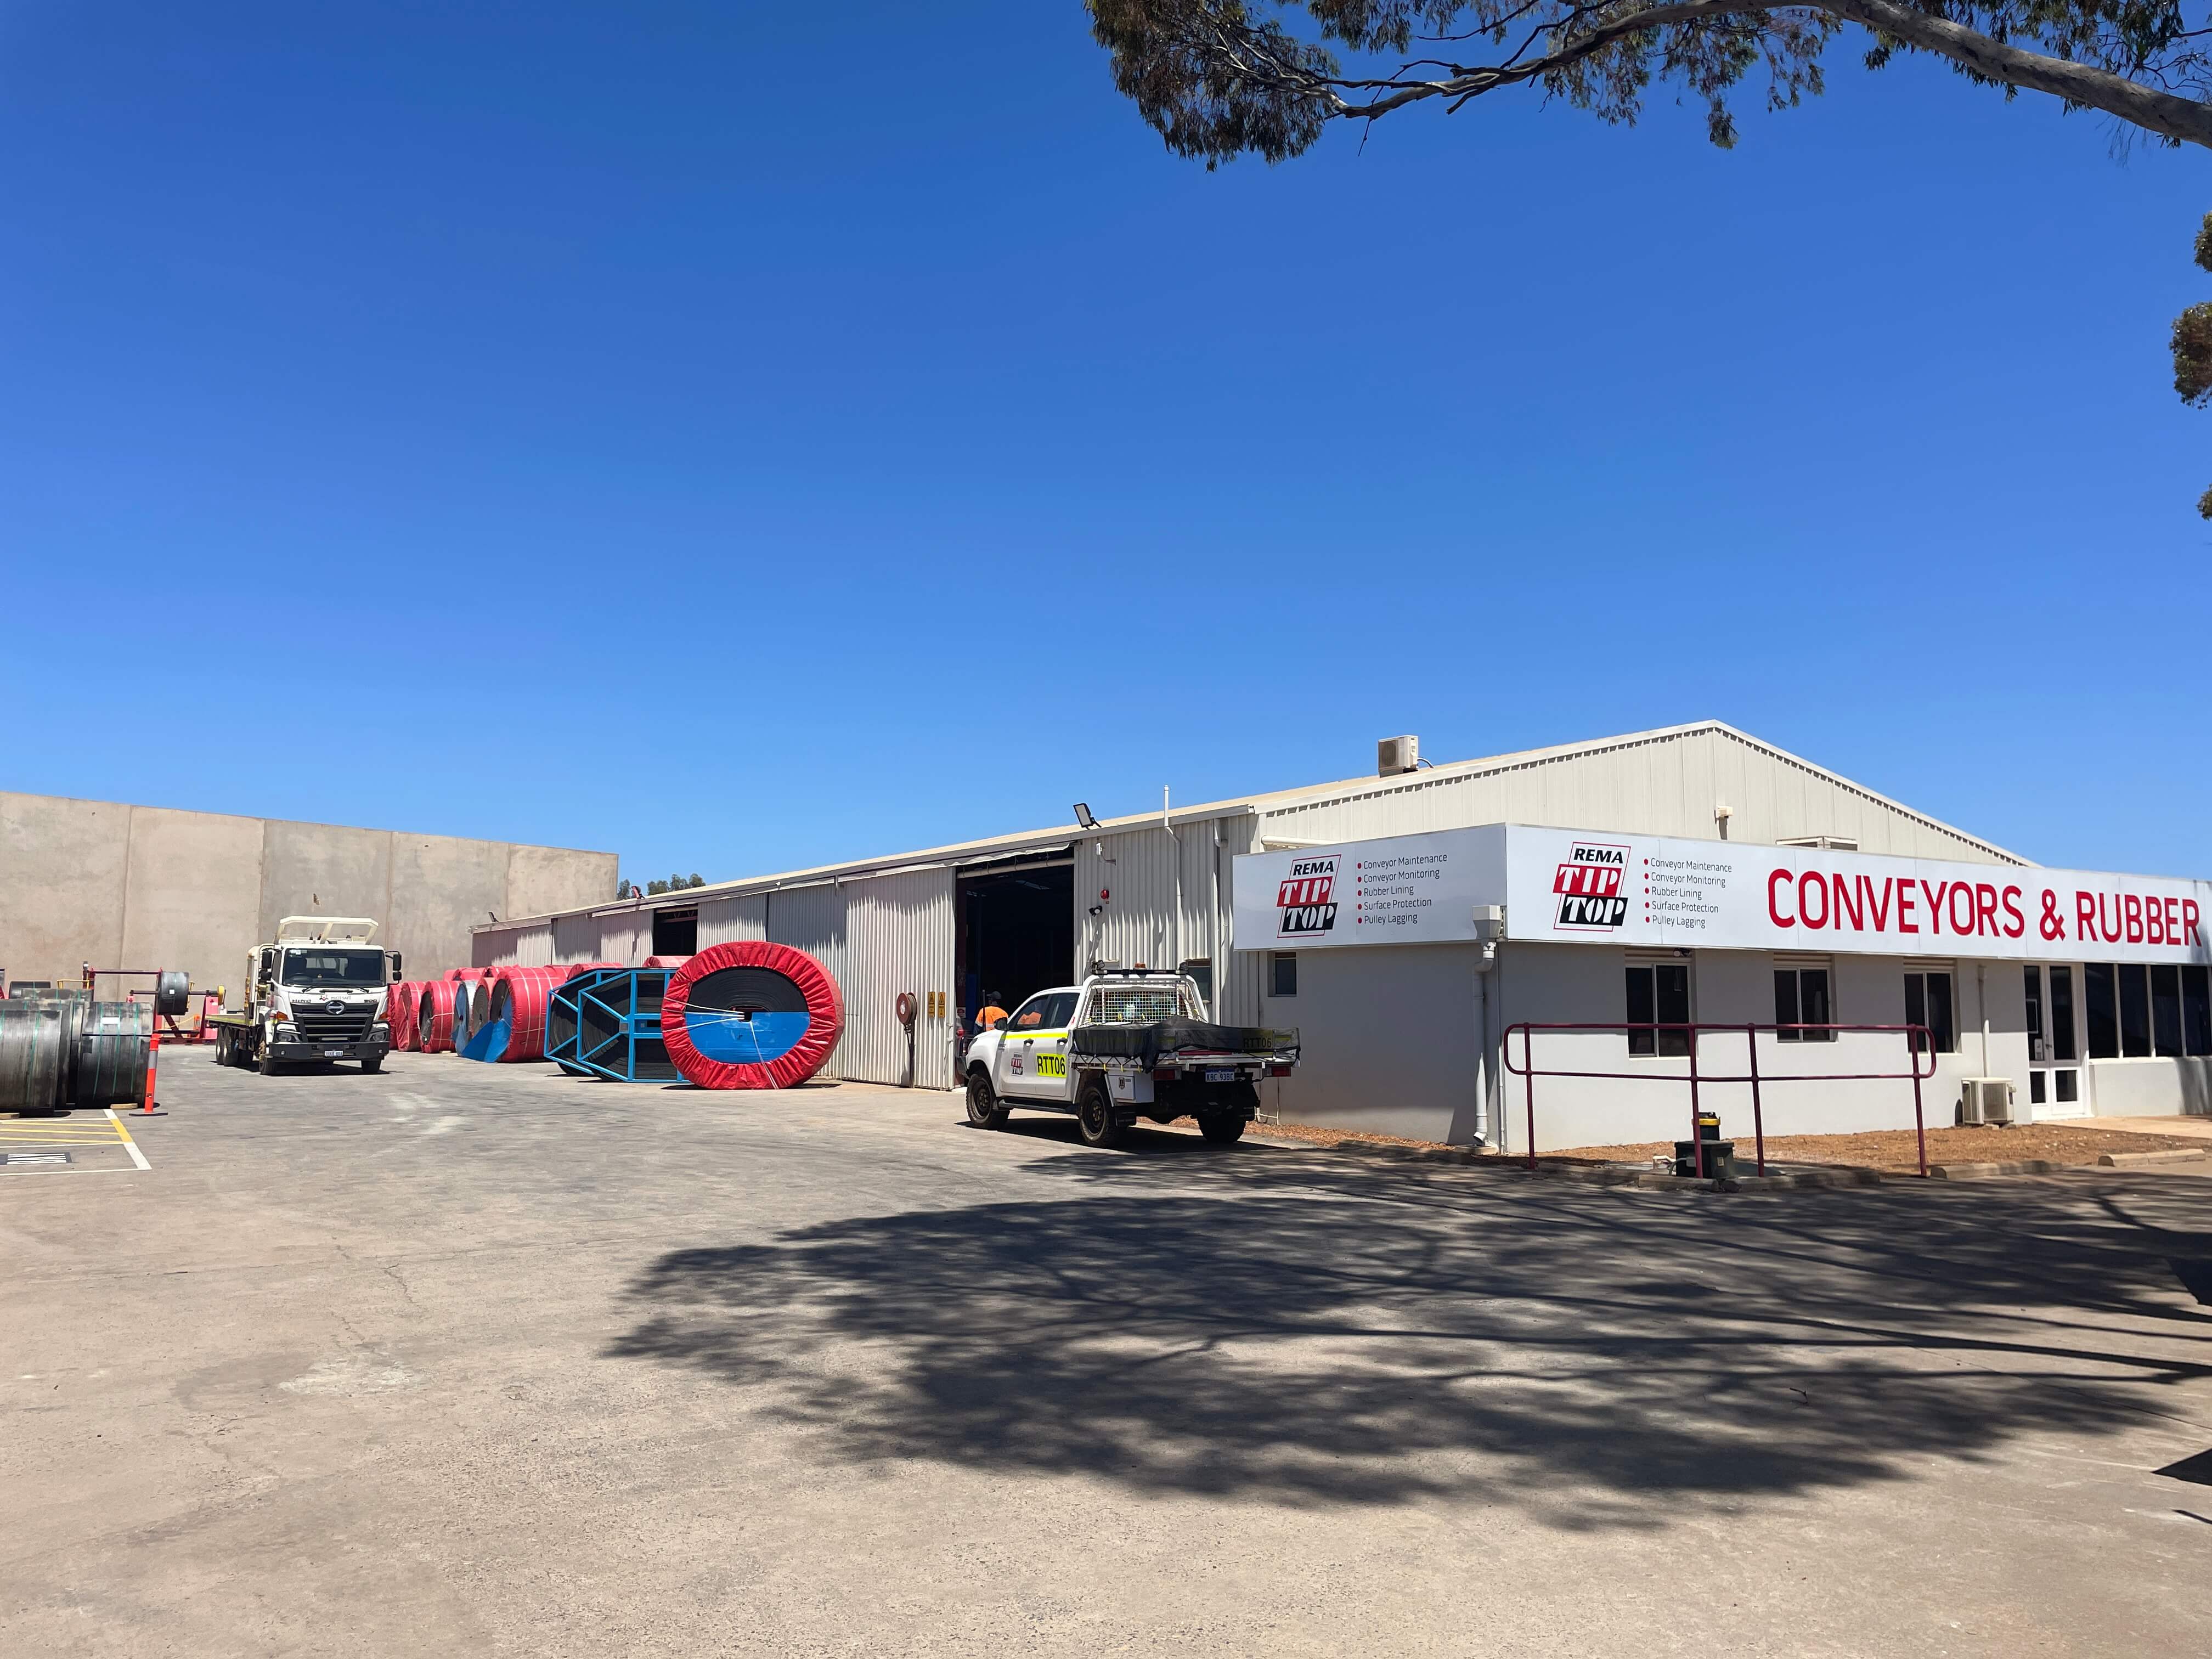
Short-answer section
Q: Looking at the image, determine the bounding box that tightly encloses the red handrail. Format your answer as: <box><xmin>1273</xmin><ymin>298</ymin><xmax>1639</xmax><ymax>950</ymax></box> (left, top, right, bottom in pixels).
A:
<box><xmin>1502</xmin><ymin>1022</ymin><xmax>1939</xmax><ymax>1178</ymax></box>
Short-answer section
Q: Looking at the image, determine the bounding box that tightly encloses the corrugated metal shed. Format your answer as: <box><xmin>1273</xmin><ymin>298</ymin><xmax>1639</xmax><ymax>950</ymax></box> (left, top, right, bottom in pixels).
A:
<box><xmin>697</xmin><ymin>893</ymin><xmax>768</xmax><ymax>947</ymax></box>
<box><xmin>840</xmin><ymin>867</ymin><xmax>956</xmax><ymax>1088</ymax></box>
<box><xmin>472</xmin><ymin>720</ymin><xmax>2029</xmax><ymax>1066</ymax></box>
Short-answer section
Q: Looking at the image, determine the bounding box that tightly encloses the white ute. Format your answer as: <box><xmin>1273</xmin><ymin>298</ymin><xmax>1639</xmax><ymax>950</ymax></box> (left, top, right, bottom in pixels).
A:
<box><xmin>209</xmin><ymin>917</ymin><xmax>398</xmax><ymax>1076</ymax></box>
<box><xmin>961</xmin><ymin>969</ymin><xmax>1299</xmax><ymax>1148</ymax></box>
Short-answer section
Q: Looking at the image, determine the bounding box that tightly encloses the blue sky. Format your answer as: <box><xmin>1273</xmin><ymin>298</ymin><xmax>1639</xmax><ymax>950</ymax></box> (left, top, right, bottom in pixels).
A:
<box><xmin>5</xmin><ymin>3</ymin><xmax>2209</xmax><ymax>884</ymax></box>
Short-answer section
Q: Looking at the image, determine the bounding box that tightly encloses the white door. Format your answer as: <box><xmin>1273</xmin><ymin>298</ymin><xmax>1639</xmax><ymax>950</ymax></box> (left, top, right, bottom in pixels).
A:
<box><xmin>2023</xmin><ymin>964</ymin><xmax>2087</xmax><ymax>1118</ymax></box>
<box><xmin>995</xmin><ymin>990</ymin><xmax>1077</xmax><ymax>1102</ymax></box>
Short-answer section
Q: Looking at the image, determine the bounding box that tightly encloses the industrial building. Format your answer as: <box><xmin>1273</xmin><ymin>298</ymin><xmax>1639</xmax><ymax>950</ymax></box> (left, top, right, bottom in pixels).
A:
<box><xmin>1</xmin><ymin>789</ymin><xmax>616</xmax><ymax>1002</ymax></box>
<box><xmin>477</xmin><ymin>721</ymin><xmax>2211</xmax><ymax>1150</ymax></box>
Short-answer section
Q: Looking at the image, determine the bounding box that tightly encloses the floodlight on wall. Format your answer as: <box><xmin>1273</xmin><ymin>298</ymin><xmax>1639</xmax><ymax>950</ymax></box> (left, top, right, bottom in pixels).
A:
<box><xmin>1073</xmin><ymin>803</ymin><xmax>1098</xmax><ymax>830</ymax></box>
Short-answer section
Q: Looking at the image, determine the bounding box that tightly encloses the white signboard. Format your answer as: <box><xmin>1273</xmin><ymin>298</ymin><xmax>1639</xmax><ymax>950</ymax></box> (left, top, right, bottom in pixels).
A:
<box><xmin>1510</xmin><ymin>826</ymin><xmax>2212</xmax><ymax>964</ymax></box>
<box><xmin>1232</xmin><ymin>826</ymin><xmax>1505</xmax><ymax>949</ymax></box>
<box><xmin>1236</xmin><ymin>823</ymin><xmax>2212</xmax><ymax>965</ymax></box>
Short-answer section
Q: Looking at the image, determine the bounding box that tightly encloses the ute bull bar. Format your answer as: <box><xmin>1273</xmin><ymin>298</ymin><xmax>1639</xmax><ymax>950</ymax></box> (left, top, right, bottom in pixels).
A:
<box><xmin>1502</xmin><ymin>1022</ymin><xmax>1939</xmax><ymax>1178</ymax></box>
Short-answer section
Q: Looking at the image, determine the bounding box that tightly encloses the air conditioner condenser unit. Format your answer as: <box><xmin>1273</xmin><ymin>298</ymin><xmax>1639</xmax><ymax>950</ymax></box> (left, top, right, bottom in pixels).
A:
<box><xmin>1959</xmin><ymin>1077</ymin><xmax>2016</xmax><ymax>1126</ymax></box>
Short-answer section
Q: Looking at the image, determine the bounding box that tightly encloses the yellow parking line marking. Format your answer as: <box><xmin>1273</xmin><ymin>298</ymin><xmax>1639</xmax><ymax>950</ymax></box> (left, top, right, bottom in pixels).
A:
<box><xmin>106</xmin><ymin>1110</ymin><xmax>151</xmax><ymax>1171</ymax></box>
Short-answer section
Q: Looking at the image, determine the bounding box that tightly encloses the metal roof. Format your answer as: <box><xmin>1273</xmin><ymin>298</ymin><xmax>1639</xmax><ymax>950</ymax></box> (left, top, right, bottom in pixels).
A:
<box><xmin>476</xmin><ymin>720</ymin><xmax>2024</xmax><ymax>932</ymax></box>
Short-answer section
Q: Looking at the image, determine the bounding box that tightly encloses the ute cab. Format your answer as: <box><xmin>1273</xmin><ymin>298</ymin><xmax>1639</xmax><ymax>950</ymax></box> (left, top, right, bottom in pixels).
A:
<box><xmin>213</xmin><ymin>916</ymin><xmax>397</xmax><ymax>1075</ymax></box>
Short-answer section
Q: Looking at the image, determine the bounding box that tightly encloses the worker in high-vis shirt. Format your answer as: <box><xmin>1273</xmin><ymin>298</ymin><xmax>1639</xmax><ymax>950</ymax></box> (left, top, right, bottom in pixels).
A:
<box><xmin>975</xmin><ymin>995</ymin><xmax>1008</xmax><ymax>1032</ymax></box>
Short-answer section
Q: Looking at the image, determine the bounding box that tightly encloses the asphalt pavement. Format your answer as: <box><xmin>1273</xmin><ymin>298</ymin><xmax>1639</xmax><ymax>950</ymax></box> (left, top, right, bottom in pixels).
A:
<box><xmin>4</xmin><ymin>1050</ymin><xmax>2209</xmax><ymax>1657</ymax></box>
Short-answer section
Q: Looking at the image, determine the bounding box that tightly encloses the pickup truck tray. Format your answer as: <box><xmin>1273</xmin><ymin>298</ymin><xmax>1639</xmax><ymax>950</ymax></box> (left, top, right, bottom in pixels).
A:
<box><xmin>1070</xmin><ymin>1019</ymin><xmax>1299</xmax><ymax>1070</ymax></box>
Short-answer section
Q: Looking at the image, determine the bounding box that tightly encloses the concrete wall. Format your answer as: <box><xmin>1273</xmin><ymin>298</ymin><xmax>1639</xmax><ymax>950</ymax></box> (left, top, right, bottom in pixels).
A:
<box><xmin>0</xmin><ymin>790</ymin><xmax>616</xmax><ymax>1001</ymax></box>
<box><xmin>1257</xmin><ymin>939</ymin><xmax>2045</xmax><ymax>1153</ymax></box>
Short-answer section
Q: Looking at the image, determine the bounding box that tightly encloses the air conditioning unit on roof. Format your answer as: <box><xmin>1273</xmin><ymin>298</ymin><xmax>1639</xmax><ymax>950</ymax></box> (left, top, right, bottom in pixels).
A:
<box><xmin>1959</xmin><ymin>1077</ymin><xmax>2015</xmax><ymax>1126</ymax></box>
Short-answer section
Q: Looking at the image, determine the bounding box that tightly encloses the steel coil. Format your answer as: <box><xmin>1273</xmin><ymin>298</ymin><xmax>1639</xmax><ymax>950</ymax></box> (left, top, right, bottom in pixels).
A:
<box><xmin>75</xmin><ymin>1002</ymin><xmax>151</xmax><ymax>1108</ymax></box>
<box><xmin>661</xmin><ymin>941</ymin><xmax>843</xmax><ymax>1090</ymax></box>
<box><xmin>0</xmin><ymin>1003</ymin><xmax>67</xmax><ymax>1115</ymax></box>
<box><xmin>16</xmin><ymin>989</ymin><xmax>91</xmax><ymax>1108</ymax></box>
<box><xmin>417</xmin><ymin>981</ymin><xmax>460</xmax><ymax>1053</ymax></box>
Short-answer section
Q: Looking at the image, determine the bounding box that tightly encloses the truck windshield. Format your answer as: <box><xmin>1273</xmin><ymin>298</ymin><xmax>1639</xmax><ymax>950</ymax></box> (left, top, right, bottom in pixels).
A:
<box><xmin>281</xmin><ymin>950</ymin><xmax>385</xmax><ymax>988</ymax></box>
<box><xmin>1086</xmin><ymin>984</ymin><xmax>1194</xmax><ymax>1024</ymax></box>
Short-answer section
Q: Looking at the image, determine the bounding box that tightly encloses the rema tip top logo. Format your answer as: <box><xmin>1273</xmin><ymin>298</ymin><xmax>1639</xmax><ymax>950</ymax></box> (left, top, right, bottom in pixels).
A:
<box><xmin>1277</xmin><ymin>855</ymin><xmax>1338</xmax><ymax>939</ymax></box>
<box><xmin>1554</xmin><ymin>842</ymin><xmax>1629</xmax><ymax>932</ymax></box>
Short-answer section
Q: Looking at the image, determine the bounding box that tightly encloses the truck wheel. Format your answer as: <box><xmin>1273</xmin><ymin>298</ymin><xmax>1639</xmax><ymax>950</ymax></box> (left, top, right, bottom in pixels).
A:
<box><xmin>257</xmin><ymin>1042</ymin><xmax>280</xmax><ymax>1077</ymax></box>
<box><xmin>1075</xmin><ymin>1077</ymin><xmax>1124</xmax><ymax>1149</ymax></box>
<box><xmin>965</xmin><ymin>1069</ymin><xmax>1007</xmax><ymax>1129</ymax></box>
<box><xmin>1199</xmin><ymin>1113</ymin><xmax>1246</xmax><ymax>1146</ymax></box>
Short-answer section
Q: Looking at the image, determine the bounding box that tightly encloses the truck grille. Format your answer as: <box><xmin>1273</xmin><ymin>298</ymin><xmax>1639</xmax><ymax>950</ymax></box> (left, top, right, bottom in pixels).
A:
<box><xmin>292</xmin><ymin>1009</ymin><xmax>375</xmax><ymax>1043</ymax></box>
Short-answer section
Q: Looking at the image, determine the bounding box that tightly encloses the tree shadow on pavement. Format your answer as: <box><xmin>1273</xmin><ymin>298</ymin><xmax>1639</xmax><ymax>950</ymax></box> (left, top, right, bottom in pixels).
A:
<box><xmin>603</xmin><ymin>1133</ymin><xmax>2212</xmax><ymax>1526</ymax></box>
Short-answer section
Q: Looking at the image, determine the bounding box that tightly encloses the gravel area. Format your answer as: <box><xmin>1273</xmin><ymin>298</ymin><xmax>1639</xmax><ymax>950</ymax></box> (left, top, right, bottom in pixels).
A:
<box><xmin>1217</xmin><ymin>1117</ymin><xmax>2208</xmax><ymax>1174</ymax></box>
<box><xmin>1551</xmin><ymin>1121</ymin><xmax>2207</xmax><ymax>1172</ymax></box>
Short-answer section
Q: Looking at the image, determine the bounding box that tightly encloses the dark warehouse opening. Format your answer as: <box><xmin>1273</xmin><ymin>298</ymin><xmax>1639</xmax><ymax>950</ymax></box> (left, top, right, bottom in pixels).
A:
<box><xmin>955</xmin><ymin>859</ymin><xmax>1073</xmax><ymax>1039</ymax></box>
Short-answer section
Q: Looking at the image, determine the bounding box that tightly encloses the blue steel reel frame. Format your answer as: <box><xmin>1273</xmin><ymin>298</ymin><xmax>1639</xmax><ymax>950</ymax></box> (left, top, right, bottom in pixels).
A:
<box><xmin>546</xmin><ymin>968</ymin><xmax>676</xmax><ymax>1083</ymax></box>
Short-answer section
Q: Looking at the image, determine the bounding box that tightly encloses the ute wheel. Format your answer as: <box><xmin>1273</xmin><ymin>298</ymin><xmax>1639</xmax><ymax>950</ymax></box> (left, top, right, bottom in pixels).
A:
<box><xmin>1075</xmin><ymin>1077</ymin><xmax>1125</xmax><ymax>1150</ymax></box>
<box><xmin>1199</xmin><ymin>1113</ymin><xmax>1247</xmax><ymax>1146</ymax></box>
<box><xmin>966</xmin><ymin>1069</ymin><xmax>1008</xmax><ymax>1129</ymax></box>
<box><xmin>362</xmin><ymin>1056</ymin><xmax>382</xmax><ymax>1075</ymax></box>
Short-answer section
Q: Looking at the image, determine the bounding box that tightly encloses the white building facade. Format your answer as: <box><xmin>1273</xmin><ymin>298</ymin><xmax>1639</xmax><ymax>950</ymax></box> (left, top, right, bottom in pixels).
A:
<box><xmin>474</xmin><ymin>721</ymin><xmax>2212</xmax><ymax>1143</ymax></box>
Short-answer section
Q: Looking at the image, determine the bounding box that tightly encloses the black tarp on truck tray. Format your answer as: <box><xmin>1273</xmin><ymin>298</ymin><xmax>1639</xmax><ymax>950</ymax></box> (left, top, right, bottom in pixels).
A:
<box><xmin>1070</xmin><ymin>1019</ymin><xmax>1299</xmax><ymax>1070</ymax></box>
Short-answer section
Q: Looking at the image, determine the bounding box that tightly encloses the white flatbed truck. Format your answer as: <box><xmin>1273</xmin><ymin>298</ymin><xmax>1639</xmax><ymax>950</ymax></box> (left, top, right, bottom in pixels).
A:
<box><xmin>961</xmin><ymin>969</ymin><xmax>1298</xmax><ymax>1148</ymax></box>
<box><xmin>207</xmin><ymin>917</ymin><xmax>399</xmax><ymax>1075</ymax></box>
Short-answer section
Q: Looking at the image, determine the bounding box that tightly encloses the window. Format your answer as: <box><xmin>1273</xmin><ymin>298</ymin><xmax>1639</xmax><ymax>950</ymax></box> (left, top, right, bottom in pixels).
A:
<box><xmin>1903</xmin><ymin>969</ymin><xmax>1955</xmax><ymax>1054</ymax></box>
<box><xmin>2023</xmin><ymin>965</ymin><xmax>2043</xmax><ymax>1059</ymax></box>
<box><xmin>2086</xmin><ymin>963</ymin><xmax>2119</xmax><ymax>1058</ymax></box>
<box><xmin>1626</xmin><ymin>961</ymin><xmax>1691</xmax><ymax>1057</ymax></box>
<box><xmin>1179</xmin><ymin>958</ymin><xmax>1212</xmax><ymax>1012</ymax></box>
<box><xmin>1007</xmin><ymin>993</ymin><xmax>1059</xmax><ymax>1031</ymax></box>
<box><xmin>2186</xmin><ymin>965</ymin><xmax>2212</xmax><ymax>1057</ymax></box>
<box><xmin>280</xmin><ymin>949</ymin><xmax>386</xmax><ymax>988</ymax></box>
<box><xmin>2151</xmin><ymin>964</ymin><xmax>2185</xmax><ymax>1058</ymax></box>
<box><xmin>1269</xmin><ymin>952</ymin><xmax>1297</xmax><ymax>998</ymax></box>
<box><xmin>2119</xmin><ymin>963</ymin><xmax>2152</xmax><ymax>1057</ymax></box>
<box><xmin>1773</xmin><ymin>963</ymin><xmax>1834</xmax><ymax>1042</ymax></box>
<box><xmin>651</xmin><ymin>906</ymin><xmax>698</xmax><ymax>958</ymax></box>
<box><xmin>2050</xmin><ymin>967</ymin><xmax>2077</xmax><ymax>1062</ymax></box>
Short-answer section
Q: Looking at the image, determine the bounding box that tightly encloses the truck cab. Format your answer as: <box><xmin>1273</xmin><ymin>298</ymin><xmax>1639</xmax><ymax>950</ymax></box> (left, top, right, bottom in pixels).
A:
<box><xmin>214</xmin><ymin>917</ymin><xmax>395</xmax><ymax>1075</ymax></box>
<box><xmin>963</xmin><ymin>971</ymin><xmax>1296</xmax><ymax>1149</ymax></box>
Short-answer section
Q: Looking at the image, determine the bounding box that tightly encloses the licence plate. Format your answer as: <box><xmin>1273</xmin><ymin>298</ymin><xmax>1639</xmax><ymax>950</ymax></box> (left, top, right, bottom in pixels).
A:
<box><xmin>324</xmin><ymin>1048</ymin><xmax>345</xmax><ymax>1057</ymax></box>
<box><xmin>1204</xmin><ymin>1068</ymin><xmax>1238</xmax><ymax>1082</ymax></box>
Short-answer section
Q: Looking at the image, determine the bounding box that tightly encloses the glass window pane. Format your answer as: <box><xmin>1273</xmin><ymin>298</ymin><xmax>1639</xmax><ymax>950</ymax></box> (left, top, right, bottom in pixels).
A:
<box><xmin>1774</xmin><ymin>970</ymin><xmax>1800</xmax><ymax>1041</ymax></box>
<box><xmin>2085</xmin><ymin>964</ymin><xmax>2118</xmax><ymax>1059</ymax></box>
<box><xmin>1904</xmin><ymin>972</ymin><xmax>1927</xmax><ymax>1051</ymax></box>
<box><xmin>2184</xmin><ymin>964</ymin><xmax>2212</xmax><ymax>1057</ymax></box>
<box><xmin>2151</xmin><ymin>964</ymin><xmax>2183</xmax><ymax>1058</ymax></box>
<box><xmin>1626</xmin><ymin>966</ymin><xmax>1655</xmax><ymax>1056</ymax></box>
<box><xmin>2050</xmin><ymin>967</ymin><xmax>2077</xmax><ymax>1062</ymax></box>
<box><xmin>2030</xmin><ymin>1069</ymin><xmax>2046</xmax><ymax>1104</ymax></box>
<box><xmin>2055</xmin><ymin>1069</ymin><xmax>2079</xmax><ymax>1103</ymax></box>
<box><xmin>1801</xmin><ymin>968</ymin><xmax>1832</xmax><ymax>1041</ymax></box>
<box><xmin>1655</xmin><ymin>963</ymin><xmax>1691</xmax><ymax>1057</ymax></box>
<box><xmin>1270</xmin><ymin>953</ymin><xmax>1297</xmax><ymax>998</ymax></box>
<box><xmin>2119</xmin><ymin>963</ymin><xmax>2152</xmax><ymax>1058</ymax></box>
<box><xmin>2023</xmin><ymin>966</ymin><xmax>2044</xmax><ymax>1057</ymax></box>
<box><xmin>1927</xmin><ymin>973</ymin><xmax>1956</xmax><ymax>1054</ymax></box>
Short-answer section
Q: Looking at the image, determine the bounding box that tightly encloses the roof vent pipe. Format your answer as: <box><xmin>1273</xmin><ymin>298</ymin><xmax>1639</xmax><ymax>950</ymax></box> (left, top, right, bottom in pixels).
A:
<box><xmin>1378</xmin><ymin>735</ymin><xmax>1420</xmax><ymax>777</ymax></box>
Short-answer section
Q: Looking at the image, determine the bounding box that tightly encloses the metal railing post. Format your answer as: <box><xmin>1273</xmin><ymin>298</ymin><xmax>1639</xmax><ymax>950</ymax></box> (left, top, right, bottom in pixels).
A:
<box><xmin>1523</xmin><ymin>1025</ymin><xmax>1537</xmax><ymax>1172</ymax></box>
<box><xmin>1747</xmin><ymin>1022</ymin><xmax>1765</xmax><ymax>1176</ymax></box>
<box><xmin>1688</xmin><ymin>1024</ymin><xmax>1705</xmax><ymax>1180</ymax></box>
<box><xmin>1910</xmin><ymin>1025</ymin><xmax>1928</xmax><ymax>1178</ymax></box>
